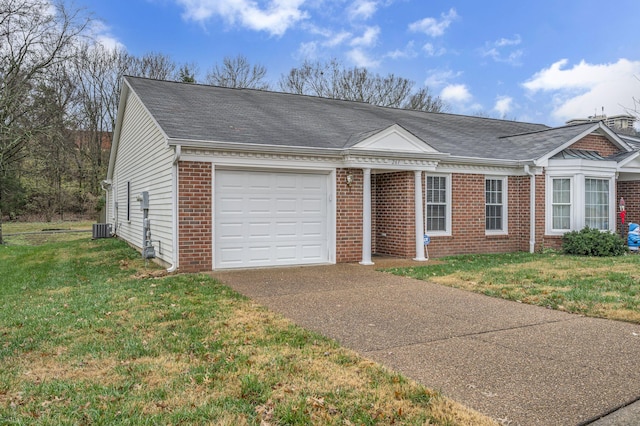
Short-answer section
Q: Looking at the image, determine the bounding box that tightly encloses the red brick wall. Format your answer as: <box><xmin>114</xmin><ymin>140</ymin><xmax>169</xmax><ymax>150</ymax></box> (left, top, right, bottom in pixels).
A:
<box><xmin>178</xmin><ymin>161</ymin><xmax>212</xmax><ymax>272</ymax></box>
<box><xmin>374</xmin><ymin>172</ymin><xmax>415</xmax><ymax>257</ymax></box>
<box><xmin>427</xmin><ymin>174</ymin><xmax>532</xmax><ymax>257</ymax></box>
<box><xmin>336</xmin><ymin>168</ymin><xmax>364</xmax><ymax>262</ymax></box>
<box><xmin>617</xmin><ymin>180</ymin><xmax>640</xmax><ymax>237</ymax></box>
<box><xmin>570</xmin><ymin>134</ymin><xmax>621</xmax><ymax>157</ymax></box>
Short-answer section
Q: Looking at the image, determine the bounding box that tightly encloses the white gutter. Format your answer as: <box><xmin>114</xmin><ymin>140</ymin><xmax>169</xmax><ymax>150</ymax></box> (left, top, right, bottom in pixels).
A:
<box><xmin>167</xmin><ymin>145</ymin><xmax>181</xmax><ymax>273</ymax></box>
<box><xmin>524</xmin><ymin>164</ymin><xmax>536</xmax><ymax>253</ymax></box>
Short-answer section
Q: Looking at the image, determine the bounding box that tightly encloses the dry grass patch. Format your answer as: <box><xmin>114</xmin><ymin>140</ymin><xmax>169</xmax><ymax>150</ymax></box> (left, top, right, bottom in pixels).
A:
<box><xmin>390</xmin><ymin>252</ymin><xmax>640</xmax><ymax>324</ymax></box>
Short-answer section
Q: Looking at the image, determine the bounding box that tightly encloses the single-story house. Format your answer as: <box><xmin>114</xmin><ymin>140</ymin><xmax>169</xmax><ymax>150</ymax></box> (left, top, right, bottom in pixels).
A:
<box><xmin>104</xmin><ymin>76</ymin><xmax>640</xmax><ymax>272</ymax></box>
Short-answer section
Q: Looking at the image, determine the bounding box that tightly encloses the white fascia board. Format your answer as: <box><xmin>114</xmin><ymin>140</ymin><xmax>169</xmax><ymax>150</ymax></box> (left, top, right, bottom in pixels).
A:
<box><xmin>350</xmin><ymin>123</ymin><xmax>439</xmax><ymax>153</ymax></box>
<box><xmin>537</xmin><ymin>122</ymin><xmax>633</xmax><ymax>164</ymax></box>
<box><xmin>107</xmin><ymin>78</ymin><xmax>171</xmax><ymax>180</ymax></box>
<box><xmin>597</xmin><ymin>122</ymin><xmax>634</xmax><ymax>152</ymax></box>
<box><xmin>547</xmin><ymin>158</ymin><xmax>618</xmax><ymax>176</ymax></box>
<box><xmin>536</xmin><ymin>124</ymin><xmax>601</xmax><ymax>163</ymax></box>
<box><xmin>617</xmin><ymin>151</ymin><xmax>640</xmax><ymax>169</ymax></box>
<box><xmin>106</xmin><ymin>81</ymin><xmax>129</xmax><ymax>181</ymax></box>
<box><xmin>168</xmin><ymin>138</ymin><xmax>344</xmax><ymax>157</ymax></box>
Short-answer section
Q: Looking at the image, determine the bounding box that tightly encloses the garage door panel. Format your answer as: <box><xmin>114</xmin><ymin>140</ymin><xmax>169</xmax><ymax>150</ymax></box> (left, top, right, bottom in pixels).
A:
<box><xmin>247</xmin><ymin>222</ymin><xmax>271</xmax><ymax>238</ymax></box>
<box><xmin>215</xmin><ymin>170</ymin><xmax>329</xmax><ymax>269</ymax></box>
<box><xmin>217</xmin><ymin>222</ymin><xmax>244</xmax><ymax>239</ymax></box>
<box><xmin>302</xmin><ymin>244</ymin><xmax>324</xmax><ymax>259</ymax></box>
<box><xmin>275</xmin><ymin>198</ymin><xmax>297</xmax><ymax>213</ymax></box>
<box><xmin>218</xmin><ymin>197</ymin><xmax>243</xmax><ymax>214</ymax></box>
<box><xmin>302</xmin><ymin>221</ymin><xmax>323</xmax><ymax>237</ymax></box>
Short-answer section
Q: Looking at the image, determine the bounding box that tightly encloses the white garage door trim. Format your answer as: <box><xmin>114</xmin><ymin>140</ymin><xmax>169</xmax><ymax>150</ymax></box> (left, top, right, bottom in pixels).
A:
<box><xmin>214</xmin><ymin>169</ymin><xmax>332</xmax><ymax>269</ymax></box>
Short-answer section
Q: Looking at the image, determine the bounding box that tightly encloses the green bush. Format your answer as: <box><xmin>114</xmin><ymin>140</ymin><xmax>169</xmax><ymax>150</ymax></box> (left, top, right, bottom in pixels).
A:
<box><xmin>562</xmin><ymin>227</ymin><xmax>626</xmax><ymax>256</ymax></box>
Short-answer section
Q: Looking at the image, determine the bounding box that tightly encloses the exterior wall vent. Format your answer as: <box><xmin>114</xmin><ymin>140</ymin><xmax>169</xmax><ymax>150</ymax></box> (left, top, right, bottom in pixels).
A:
<box><xmin>92</xmin><ymin>223</ymin><xmax>112</xmax><ymax>239</ymax></box>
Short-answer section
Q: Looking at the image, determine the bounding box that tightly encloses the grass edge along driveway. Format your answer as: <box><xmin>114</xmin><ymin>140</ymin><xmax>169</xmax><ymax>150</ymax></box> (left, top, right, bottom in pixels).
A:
<box><xmin>0</xmin><ymin>236</ymin><xmax>496</xmax><ymax>425</ymax></box>
<box><xmin>387</xmin><ymin>252</ymin><xmax>640</xmax><ymax>324</ymax></box>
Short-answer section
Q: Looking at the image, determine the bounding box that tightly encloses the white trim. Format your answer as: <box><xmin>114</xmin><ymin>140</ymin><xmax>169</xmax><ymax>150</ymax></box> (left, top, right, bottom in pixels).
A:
<box><xmin>424</xmin><ymin>173</ymin><xmax>452</xmax><ymax>237</ymax></box>
<box><xmin>351</xmin><ymin>124</ymin><xmax>438</xmax><ymax>153</ymax></box>
<box><xmin>485</xmin><ymin>176</ymin><xmax>508</xmax><ymax>236</ymax></box>
<box><xmin>544</xmin><ymin>172</ymin><xmax>617</xmax><ymax>235</ymax></box>
<box><xmin>413</xmin><ymin>171</ymin><xmax>427</xmax><ymax>261</ymax></box>
<box><xmin>360</xmin><ymin>168</ymin><xmax>374</xmax><ymax>265</ymax></box>
<box><xmin>545</xmin><ymin>175</ymin><xmax>574</xmax><ymax>236</ymax></box>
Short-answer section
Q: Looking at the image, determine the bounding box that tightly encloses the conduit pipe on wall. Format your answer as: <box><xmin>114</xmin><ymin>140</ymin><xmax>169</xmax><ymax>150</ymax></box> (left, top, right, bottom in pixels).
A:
<box><xmin>524</xmin><ymin>164</ymin><xmax>536</xmax><ymax>253</ymax></box>
<box><xmin>167</xmin><ymin>145</ymin><xmax>181</xmax><ymax>273</ymax></box>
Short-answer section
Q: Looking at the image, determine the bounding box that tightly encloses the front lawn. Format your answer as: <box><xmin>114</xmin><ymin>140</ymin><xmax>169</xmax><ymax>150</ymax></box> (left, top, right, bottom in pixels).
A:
<box><xmin>0</xmin><ymin>235</ymin><xmax>494</xmax><ymax>425</ymax></box>
<box><xmin>387</xmin><ymin>252</ymin><xmax>640</xmax><ymax>323</ymax></box>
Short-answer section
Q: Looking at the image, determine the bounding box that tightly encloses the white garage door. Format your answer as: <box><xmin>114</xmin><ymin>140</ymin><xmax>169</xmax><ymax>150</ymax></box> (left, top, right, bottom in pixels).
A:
<box><xmin>214</xmin><ymin>170</ymin><xmax>329</xmax><ymax>269</ymax></box>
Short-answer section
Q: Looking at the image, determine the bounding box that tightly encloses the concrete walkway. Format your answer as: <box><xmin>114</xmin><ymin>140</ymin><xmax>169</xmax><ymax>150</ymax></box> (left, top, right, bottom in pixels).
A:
<box><xmin>211</xmin><ymin>260</ymin><xmax>640</xmax><ymax>425</ymax></box>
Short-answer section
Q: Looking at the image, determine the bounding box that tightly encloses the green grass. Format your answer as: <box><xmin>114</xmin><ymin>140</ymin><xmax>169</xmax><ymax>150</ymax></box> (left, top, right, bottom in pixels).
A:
<box><xmin>387</xmin><ymin>252</ymin><xmax>640</xmax><ymax>323</ymax></box>
<box><xmin>0</xmin><ymin>235</ymin><xmax>495</xmax><ymax>425</ymax></box>
<box><xmin>2</xmin><ymin>220</ymin><xmax>93</xmax><ymax>245</ymax></box>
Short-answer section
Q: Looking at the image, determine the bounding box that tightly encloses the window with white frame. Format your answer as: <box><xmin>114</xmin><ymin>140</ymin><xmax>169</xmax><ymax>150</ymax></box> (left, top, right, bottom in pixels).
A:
<box><xmin>585</xmin><ymin>178</ymin><xmax>609</xmax><ymax>230</ymax></box>
<box><xmin>426</xmin><ymin>175</ymin><xmax>448</xmax><ymax>233</ymax></box>
<box><xmin>552</xmin><ymin>178</ymin><xmax>571</xmax><ymax>230</ymax></box>
<box><xmin>485</xmin><ymin>178</ymin><xmax>506</xmax><ymax>232</ymax></box>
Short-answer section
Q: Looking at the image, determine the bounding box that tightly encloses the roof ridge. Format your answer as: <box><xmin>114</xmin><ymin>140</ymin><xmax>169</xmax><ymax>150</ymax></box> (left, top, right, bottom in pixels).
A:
<box><xmin>498</xmin><ymin>122</ymin><xmax>593</xmax><ymax>139</ymax></box>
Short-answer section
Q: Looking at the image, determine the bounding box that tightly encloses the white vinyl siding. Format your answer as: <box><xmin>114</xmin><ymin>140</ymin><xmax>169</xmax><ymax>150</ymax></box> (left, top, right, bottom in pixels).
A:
<box><xmin>111</xmin><ymin>91</ymin><xmax>175</xmax><ymax>265</ymax></box>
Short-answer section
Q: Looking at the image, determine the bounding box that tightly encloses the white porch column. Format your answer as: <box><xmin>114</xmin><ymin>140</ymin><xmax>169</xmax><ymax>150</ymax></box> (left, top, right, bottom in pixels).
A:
<box><xmin>360</xmin><ymin>168</ymin><xmax>374</xmax><ymax>265</ymax></box>
<box><xmin>413</xmin><ymin>170</ymin><xmax>427</xmax><ymax>261</ymax></box>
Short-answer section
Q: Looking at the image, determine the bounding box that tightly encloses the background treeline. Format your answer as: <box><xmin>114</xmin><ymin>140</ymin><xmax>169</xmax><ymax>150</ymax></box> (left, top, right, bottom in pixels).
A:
<box><xmin>0</xmin><ymin>0</ymin><xmax>449</xmax><ymax>233</ymax></box>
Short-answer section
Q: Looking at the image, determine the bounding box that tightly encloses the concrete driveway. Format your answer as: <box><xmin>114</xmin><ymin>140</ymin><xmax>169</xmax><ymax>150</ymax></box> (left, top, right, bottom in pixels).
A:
<box><xmin>211</xmin><ymin>260</ymin><xmax>640</xmax><ymax>425</ymax></box>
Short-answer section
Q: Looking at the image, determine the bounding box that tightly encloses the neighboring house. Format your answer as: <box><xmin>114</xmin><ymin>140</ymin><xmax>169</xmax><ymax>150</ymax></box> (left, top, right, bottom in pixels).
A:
<box><xmin>104</xmin><ymin>76</ymin><xmax>640</xmax><ymax>272</ymax></box>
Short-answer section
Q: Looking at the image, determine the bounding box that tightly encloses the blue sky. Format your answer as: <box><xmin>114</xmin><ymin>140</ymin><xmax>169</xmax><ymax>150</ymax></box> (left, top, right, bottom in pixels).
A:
<box><xmin>81</xmin><ymin>0</ymin><xmax>640</xmax><ymax>127</ymax></box>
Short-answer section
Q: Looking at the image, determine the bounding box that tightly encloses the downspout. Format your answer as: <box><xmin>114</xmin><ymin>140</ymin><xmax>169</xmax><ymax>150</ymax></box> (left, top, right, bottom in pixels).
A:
<box><xmin>524</xmin><ymin>164</ymin><xmax>536</xmax><ymax>253</ymax></box>
<box><xmin>167</xmin><ymin>145</ymin><xmax>181</xmax><ymax>273</ymax></box>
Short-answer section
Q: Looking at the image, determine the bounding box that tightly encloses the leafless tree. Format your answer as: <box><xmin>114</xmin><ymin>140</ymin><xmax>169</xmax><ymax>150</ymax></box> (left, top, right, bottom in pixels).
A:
<box><xmin>279</xmin><ymin>59</ymin><xmax>447</xmax><ymax>111</ymax></box>
<box><xmin>205</xmin><ymin>55</ymin><xmax>270</xmax><ymax>89</ymax></box>
<box><xmin>404</xmin><ymin>88</ymin><xmax>449</xmax><ymax>113</ymax></box>
<box><xmin>128</xmin><ymin>51</ymin><xmax>177</xmax><ymax>81</ymax></box>
<box><xmin>0</xmin><ymin>0</ymin><xmax>90</xmax><ymax>242</ymax></box>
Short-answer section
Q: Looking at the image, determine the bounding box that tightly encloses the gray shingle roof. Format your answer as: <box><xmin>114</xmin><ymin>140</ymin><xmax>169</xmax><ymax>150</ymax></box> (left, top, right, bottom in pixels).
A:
<box><xmin>124</xmin><ymin>76</ymin><xmax>574</xmax><ymax>161</ymax></box>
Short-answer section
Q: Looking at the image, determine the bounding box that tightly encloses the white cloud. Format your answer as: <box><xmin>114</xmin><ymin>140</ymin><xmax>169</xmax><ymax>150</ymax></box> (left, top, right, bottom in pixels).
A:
<box><xmin>424</xmin><ymin>69</ymin><xmax>462</xmax><ymax>88</ymax></box>
<box><xmin>422</xmin><ymin>42</ymin><xmax>446</xmax><ymax>57</ymax></box>
<box><xmin>440</xmin><ymin>84</ymin><xmax>472</xmax><ymax>104</ymax></box>
<box><xmin>347</xmin><ymin>48</ymin><xmax>380</xmax><ymax>68</ymax></box>
<box><xmin>175</xmin><ymin>0</ymin><xmax>308</xmax><ymax>36</ymax></box>
<box><xmin>348</xmin><ymin>0</ymin><xmax>378</xmax><ymax>20</ymax></box>
<box><xmin>523</xmin><ymin>58</ymin><xmax>640</xmax><ymax>122</ymax></box>
<box><xmin>350</xmin><ymin>26</ymin><xmax>380</xmax><ymax>47</ymax></box>
<box><xmin>325</xmin><ymin>31</ymin><xmax>352</xmax><ymax>47</ymax></box>
<box><xmin>494</xmin><ymin>96</ymin><xmax>513</xmax><ymax>116</ymax></box>
<box><xmin>385</xmin><ymin>41</ymin><xmax>417</xmax><ymax>60</ymax></box>
<box><xmin>89</xmin><ymin>20</ymin><xmax>125</xmax><ymax>51</ymax></box>
<box><xmin>480</xmin><ymin>34</ymin><xmax>522</xmax><ymax>65</ymax></box>
<box><xmin>408</xmin><ymin>8</ymin><xmax>458</xmax><ymax>37</ymax></box>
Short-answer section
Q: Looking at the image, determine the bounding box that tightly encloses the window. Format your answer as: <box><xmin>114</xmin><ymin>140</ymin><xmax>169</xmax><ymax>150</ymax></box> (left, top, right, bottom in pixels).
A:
<box><xmin>485</xmin><ymin>178</ymin><xmax>506</xmax><ymax>232</ymax></box>
<box><xmin>552</xmin><ymin>178</ymin><xmax>571</xmax><ymax>230</ymax></box>
<box><xmin>585</xmin><ymin>178</ymin><xmax>609</xmax><ymax>230</ymax></box>
<box><xmin>426</xmin><ymin>176</ymin><xmax>447</xmax><ymax>232</ymax></box>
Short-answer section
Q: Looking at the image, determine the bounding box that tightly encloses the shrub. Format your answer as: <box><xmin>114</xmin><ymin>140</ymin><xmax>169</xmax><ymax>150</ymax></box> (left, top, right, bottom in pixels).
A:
<box><xmin>562</xmin><ymin>227</ymin><xmax>626</xmax><ymax>256</ymax></box>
